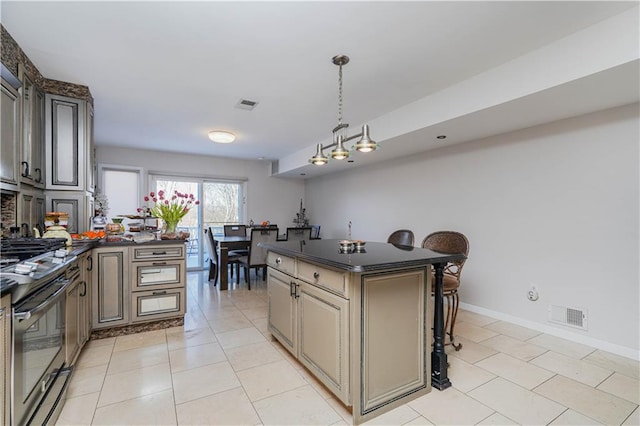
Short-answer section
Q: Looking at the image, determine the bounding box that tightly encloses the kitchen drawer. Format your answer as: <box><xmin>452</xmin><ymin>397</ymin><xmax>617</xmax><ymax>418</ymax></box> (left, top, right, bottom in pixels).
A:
<box><xmin>298</xmin><ymin>260</ymin><xmax>349</xmax><ymax>298</ymax></box>
<box><xmin>267</xmin><ymin>252</ymin><xmax>296</xmax><ymax>276</ymax></box>
<box><xmin>132</xmin><ymin>244</ymin><xmax>184</xmax><ymax>261</ymax></box>
<box><xmin>131</xmin><ymin>260</ymin><xmax>185</xmax><ymax>291</ymax></box>
<box><xmin>131</xmin><ymin>288</ymin><xmax>185</xmax><ymax>322</ymax></box>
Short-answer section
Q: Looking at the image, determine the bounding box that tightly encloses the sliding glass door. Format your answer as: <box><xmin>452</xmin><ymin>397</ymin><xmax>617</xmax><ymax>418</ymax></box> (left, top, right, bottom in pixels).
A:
<box><xmin>150</xmin><ymin>175</ymin><xmax>244</xmax><ymax>270</ymax></box>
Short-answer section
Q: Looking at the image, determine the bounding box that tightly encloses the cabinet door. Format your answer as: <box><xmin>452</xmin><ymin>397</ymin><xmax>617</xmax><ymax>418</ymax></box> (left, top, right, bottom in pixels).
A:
<box><xmin>20</xmin><ymin>192</ymin><xmax>34</xmax><ymax>231</ymax></box>
<box><xmin>1</xmin><ymin>77</ymin><xmax>20</xmax><ymax>188</ymax></box>
<box><xmin>1</xmin><ymin>295</ymin><xmax>10</xmax><ymax>426</ymax></box>
<box><xmin>267</xmin><ymin>268</ymin><xmax>297</xmax><ymax>356</ymax></box>
<box><xmin>65</xmin><ymin>280</ymin><xmax>81</xmax><ymax>364</ymax></box>
<box><xmin>19</xmin><ymin>67</ymin><xmax>35</xmax><ymax>186</ymax></box>
<box><xmin>85</xmin><ymin>103</ymin><xmax>95</xmax><ymax>193</ymax></box>
<box><xmin>81</xmin><ymin>253</ymin><xmax>92</xmax><ymax>344</ymax></box>
<box><xmin>47</xmin><ymin>191</ymin><xmax>90</xmax><ymax>234</ymax></box>
<box><xmin>35</xmin><ymin>195</ymin><xmax>45</xmax><ymax>231</ymax></box>
<box><xmin>18</xmin><ymin>189</ymin><xmax>45</xmax><ymax>234</ymax></box>
<box><xmin>92</xmin><ymin>247</ymin><xmax>129</xmax><ymax>328</ymax></box>
<box><xmin>298</xmin><ymin>282</ymin><xmax>350</xmax><ymax>404</ymax></box>
<box><xmin>45</xmin><ymin>94</ymin><xmax>85</xmax><ymax>190</ymax></box>
<box><xmin>32</xmin><ymin>88</ymin><xmax>45</xmax><ymax>188</ymax></box>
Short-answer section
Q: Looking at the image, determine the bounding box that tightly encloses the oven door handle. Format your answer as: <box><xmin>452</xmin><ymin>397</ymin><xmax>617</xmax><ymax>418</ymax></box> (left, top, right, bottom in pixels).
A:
<box><xmin>13</xmin><ymin>279</ymin><xmax>70</xmax><ymax>321</ymax></box>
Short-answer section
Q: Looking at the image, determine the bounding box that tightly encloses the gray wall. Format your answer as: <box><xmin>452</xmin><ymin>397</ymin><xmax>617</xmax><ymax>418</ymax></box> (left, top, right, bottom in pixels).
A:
<box><xmin>95</xmin><ymin>146</ymin><xmax>305</xmax><ymax>230</ymax></box>
<box><xmin>304</xmin><ymin>103</ymin><xmax>639</xmax><ymax>357</ymax></box>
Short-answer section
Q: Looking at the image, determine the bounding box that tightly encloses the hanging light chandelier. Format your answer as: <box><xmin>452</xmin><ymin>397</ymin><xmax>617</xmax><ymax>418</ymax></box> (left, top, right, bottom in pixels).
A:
<box><xmin>309</xmin><ymin>54</ymin><xmax>377</xmax><ymax>166</ymax></box>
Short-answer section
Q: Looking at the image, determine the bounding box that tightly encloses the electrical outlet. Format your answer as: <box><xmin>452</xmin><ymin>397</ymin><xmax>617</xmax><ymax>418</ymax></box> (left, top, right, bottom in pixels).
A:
<box><xmin>527</xmin><ymin>286</ymin><xmax>539</xmax><ymax>301</ymax></box>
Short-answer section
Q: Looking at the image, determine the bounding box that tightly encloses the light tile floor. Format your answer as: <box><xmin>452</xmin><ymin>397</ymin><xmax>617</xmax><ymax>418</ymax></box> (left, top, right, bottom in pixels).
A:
<box><xmin>57</xmin><ymin>271</ymin><xmax>640</xmax><ymax>425</ymax></box>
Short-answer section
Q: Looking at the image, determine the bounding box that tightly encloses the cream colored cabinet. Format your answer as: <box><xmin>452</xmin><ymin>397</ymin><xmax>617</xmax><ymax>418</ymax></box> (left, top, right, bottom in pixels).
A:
<box><xmin>267</xmin><ymin>258</ymin><xmax>351</xmax><ymax>404</ymax></box>
<box><xmin>266</xmin><ymin>245</ymin><xmax>433</xmax><ymax>425</ymax></box>
<box><xmin>18</xmin><ymin>64</ymin><xmax>45</xmax><ymax>188</ymax></box>
<box><xmin>45</xmin><ymin>93</ymin><xmax>86</xmax><ymax>191</ymax></box>
<box><xmin>65</xmin><ymin>271</ymin><xmax>81</xmax><ymax>364</ymax></box>
<box><xmin>267</xmin><ymin>268</ymin><xmax>297</xmax><ymax>355</ymax></box>
<box><xmin>1</xmin><ymin>72</ymin><xmax>20</xmax><ymax>190</ymax></box>
<box><xmin>1</xmin><ymin>294</ymin><xmax>10</xmax><ymax>426</ymax></box>
<box><xmin>130</xmin><ymin>244</ymin><xmax>186</xmax><ymax>322</ymax></box>
<box><xmin>19</xmin><ymin>188</ymin><xmax>45</xmax><ymax>233</ymax></box>
<box><xmin>79</xmin><ymin>251</ymin><xmax>92</xmax><ymax>345</ymax></box>
<box><xmin>92</xmin><ymin>246</ymin><xmax>130</xmax><ymax>329</ymax></box>
<box><xmin>85</xmin><ymin>103</ymin><xmax>95</xmax><ymax>193</ymax></box>
<box><xmin>297</xmin><ymin>281</ymin><xmax>350</xmax><ymax>403</ymax></box>
<box><xmin>46</xmin><ymin>190</ymin><xmax>94</xmax><ymax>234</ymax></box>
<box><xmin>67</xmin><ymin>252</ymin><xmax>92</xmax><ymax>364</ymax></box>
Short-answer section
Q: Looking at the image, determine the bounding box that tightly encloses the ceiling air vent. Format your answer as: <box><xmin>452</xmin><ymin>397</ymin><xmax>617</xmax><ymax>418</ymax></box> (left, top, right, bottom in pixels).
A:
<box><xmin>236</xmin><ymin>99</ymin><xmax>258</xmax><ymax>110</ymax></box>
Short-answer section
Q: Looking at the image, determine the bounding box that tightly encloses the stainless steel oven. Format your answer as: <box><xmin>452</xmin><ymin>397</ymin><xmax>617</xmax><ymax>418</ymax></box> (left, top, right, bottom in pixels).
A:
<box><xmin>11</xmin><ymin>267</ymin><xmax>77</xmax><ymax>425</ymax></box>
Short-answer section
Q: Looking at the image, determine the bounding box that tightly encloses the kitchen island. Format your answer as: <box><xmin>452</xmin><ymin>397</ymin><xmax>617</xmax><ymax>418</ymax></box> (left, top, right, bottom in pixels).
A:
<box><xmin>261</xmin><ymin>239</ymin><xmax>465</xmax><ymax>424</ymax></box>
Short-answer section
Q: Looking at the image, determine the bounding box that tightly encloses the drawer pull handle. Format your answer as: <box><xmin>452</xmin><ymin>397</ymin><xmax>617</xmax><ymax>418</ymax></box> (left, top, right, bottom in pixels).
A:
<box><xmin>152</xmin><ymin>251</ymin><xmax>167</xmax><ymax>255</ymax></box>
<box><xmin>275</xmin><ymin>257</ymin><xmax>282</xmax><ymax>265</ymax></box>
<box><xmin>152</xmin><ymin>262</ymin><xmax>167</xmax><ymax>266</ymax></box>
<box><xmin>313</xmin><ymin>272</ymin><xmax>320</xmax><ymax>279</ymax></box>
<box><xmin>152</xmin><ymin>291</ymin><xmax>168</xmax><ymax>295</ymax></box>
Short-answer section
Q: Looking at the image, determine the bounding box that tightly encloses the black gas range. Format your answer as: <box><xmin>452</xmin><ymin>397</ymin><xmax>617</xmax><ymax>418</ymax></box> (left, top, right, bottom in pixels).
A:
<box><xmin>1</xmin><ymin>237</ymin><xmax>68</xmax><ymax>267</ymax></box>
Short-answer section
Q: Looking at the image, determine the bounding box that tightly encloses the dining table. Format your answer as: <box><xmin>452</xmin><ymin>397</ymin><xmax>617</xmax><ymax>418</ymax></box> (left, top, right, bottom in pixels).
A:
<box><xmin>217</xmin><ymin>235</ymin><xmax>251</xmax><ymax>290</ymax></box>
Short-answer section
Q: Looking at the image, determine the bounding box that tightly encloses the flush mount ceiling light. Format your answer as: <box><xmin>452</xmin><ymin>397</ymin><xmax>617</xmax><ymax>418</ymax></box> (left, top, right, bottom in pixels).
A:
<box><xmin>309</xmin><ymin>54</ymin><xmax>377</xmax><ymax>166</ymax></box>
<box><xmin>208</xmin><ymin>130</ymin><xmax>236</xmax><ymax>143</ymax></box>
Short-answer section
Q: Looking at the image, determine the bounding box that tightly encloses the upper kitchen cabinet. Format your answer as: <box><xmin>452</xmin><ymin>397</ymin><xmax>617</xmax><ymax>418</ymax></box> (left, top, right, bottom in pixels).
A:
<box><xmin>19</xmin><ymin>64</ymin><xmax>45</xmax><ymax>189</ymax></box>
<box><xmin>1</xmin><ymin>65</ymin><xmax>21</xmax><ymax>191</ymax></box>
<box><xmin>45</xmin><ymin>93</ymin><xmax>95</xmax><ymax>193</ymax></box>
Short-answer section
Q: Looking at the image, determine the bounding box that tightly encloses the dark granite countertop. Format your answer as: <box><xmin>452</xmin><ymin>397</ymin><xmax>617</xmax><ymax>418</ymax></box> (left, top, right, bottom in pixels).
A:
<box><xmin>260</xmin><ymin>239</ymin><xmax>465</xmax><ymax>273</ymax></box>
<box><xmin>70</xmin><ymin>238</ymin><xmax>186</xmax><ymax>252</ymax></box>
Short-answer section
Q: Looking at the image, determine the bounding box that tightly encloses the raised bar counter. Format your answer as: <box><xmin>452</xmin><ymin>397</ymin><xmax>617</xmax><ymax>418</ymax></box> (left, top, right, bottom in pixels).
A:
<box><xmin>260</xmin><ymin>239</ymin><xmax>465</xmax><ymax>424</ymax></box>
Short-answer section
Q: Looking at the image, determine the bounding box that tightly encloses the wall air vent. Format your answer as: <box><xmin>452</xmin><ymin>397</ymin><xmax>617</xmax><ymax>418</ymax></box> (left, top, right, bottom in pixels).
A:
<box><xmin>548</xmin><ymin>304</ymin><xmax>588</xmax><ymax>330</ymax></box>
<box><xmin>235</xmin><ymin>99</ymin><xmax>258</xmax><ymax>110</ymax></box>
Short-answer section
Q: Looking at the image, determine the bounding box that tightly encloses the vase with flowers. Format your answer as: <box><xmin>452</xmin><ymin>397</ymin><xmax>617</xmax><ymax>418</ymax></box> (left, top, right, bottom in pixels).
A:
<box><xmin>138</xmin><ymin>190</ymin><xmax>199</xmax><ymax>239</ymax></box>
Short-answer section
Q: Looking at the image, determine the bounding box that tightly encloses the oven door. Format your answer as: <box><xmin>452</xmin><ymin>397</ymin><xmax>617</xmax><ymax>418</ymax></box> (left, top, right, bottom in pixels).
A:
<box><xmin>13</xmin><ymin>274</ymin><xmax>72</xmax><ymax>425</ymax></box>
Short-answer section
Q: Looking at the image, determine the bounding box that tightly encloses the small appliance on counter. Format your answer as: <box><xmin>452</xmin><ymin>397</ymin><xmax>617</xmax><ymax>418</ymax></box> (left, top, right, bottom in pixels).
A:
<box><xmin>44</xmin><ymin>212</ymin><xmax>69</xmax><ymax>229</ymax></box>
<box><xmin>42</xmin><ymin>225</ymin><xmax>73</xmax><ymax>246</ymax></box>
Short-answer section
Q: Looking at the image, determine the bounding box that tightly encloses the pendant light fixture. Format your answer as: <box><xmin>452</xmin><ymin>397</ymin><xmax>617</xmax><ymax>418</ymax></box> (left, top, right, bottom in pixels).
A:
<box><xmin>309</xmin><ymin>54</ymin><xmax>377</xmax><ymax>165</ymax></box>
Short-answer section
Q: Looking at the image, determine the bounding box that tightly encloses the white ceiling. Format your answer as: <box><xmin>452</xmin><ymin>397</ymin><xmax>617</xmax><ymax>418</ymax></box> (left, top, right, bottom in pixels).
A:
<box><xmin>1</xmin><ymin>1</ymin><xmax>638</xmax><ymax>178</ymax></box>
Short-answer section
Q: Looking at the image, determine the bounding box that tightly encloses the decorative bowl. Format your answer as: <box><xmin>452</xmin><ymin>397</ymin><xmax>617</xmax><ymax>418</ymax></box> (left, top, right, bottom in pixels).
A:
<box><xmin>338</xmin><ymin>239</ymin><xmax>353</xmax><ymax>249</ymax></box>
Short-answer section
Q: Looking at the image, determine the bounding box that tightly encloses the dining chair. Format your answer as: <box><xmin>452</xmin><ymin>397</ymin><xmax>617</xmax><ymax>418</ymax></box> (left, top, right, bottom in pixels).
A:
<box><xmin>387</xmin><ymin>229</ymin><xmax>415</xmax><ymax>247</ymax></box>
<box><xmin>285</xmin><ymin>226</ymin><xmax>312</xmax><ymax>241</ymax></box>
<box><xmin>223</xmin><ymin>224</ymin><xmax>249</xmax><ymax>258</ymax></box>
<box><xmin>224</xmin><ymin>224</ymin><xmax>247</xmax><ymax>236</ymax></box>
<box><xmin>237</xmin><ymin>227</ymin><xmax>279</xmax><ymax>290</ymax></box>
<box><xmin>421</xmin><ymin>230</ymin><xmax>469</xmax><ymax>351</ymax></box>
<box><xmin>205</xmin><ymin>227</ymin><xmax>241</xmax><ymax>286</ymax></box>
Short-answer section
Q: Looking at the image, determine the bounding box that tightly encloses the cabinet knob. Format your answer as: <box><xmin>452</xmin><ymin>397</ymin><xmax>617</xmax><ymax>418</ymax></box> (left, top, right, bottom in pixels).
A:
<box><xmin>275</xmin><ymin>257</ymin><xmax>282</xmax><ymax>265</ymax></box>
<box><xmin>313</xmin><ymin>272</ymin><xmax>320</xmax><ymax>279</ymax></box>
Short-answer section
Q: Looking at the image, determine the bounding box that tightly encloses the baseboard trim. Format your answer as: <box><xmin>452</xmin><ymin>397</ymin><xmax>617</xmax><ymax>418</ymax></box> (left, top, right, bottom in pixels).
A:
<box><xmin>458</xmin><ymin>302</ymin><xmax>639</xmax><ymax>361</ymax></box>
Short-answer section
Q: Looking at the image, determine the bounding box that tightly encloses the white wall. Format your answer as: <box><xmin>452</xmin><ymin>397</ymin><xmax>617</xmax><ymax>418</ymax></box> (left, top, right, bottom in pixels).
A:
<box><xmin>95</xmin><ymin>147</ymin><xmax>305</xmax><ymax>229</ymax></box>
<box><xmin>305</xmin><ymin>103</ymin><xmax>639</xmax><ymax>357</ymax></box>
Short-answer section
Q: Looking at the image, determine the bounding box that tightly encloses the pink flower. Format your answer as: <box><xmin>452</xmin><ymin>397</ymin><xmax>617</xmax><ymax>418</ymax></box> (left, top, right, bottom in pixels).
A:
<box><xmin>150</xmin><ymin>192</ymin><xmax>155</xmax><ymax>197</ymax></box>
<box><xmin>195</xmin><ymin>201</ymin><xmax>200</xmax><ymax>205</ymax></box>
<box><xmin>144</xmin><ymin>196</ymin><xmax>149</xmax><ymax>202</ymax></box>
<box><xmin>153</xmin><ymin>197</ymin><xmax>157</xmax><ymax>202</ymax></box>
